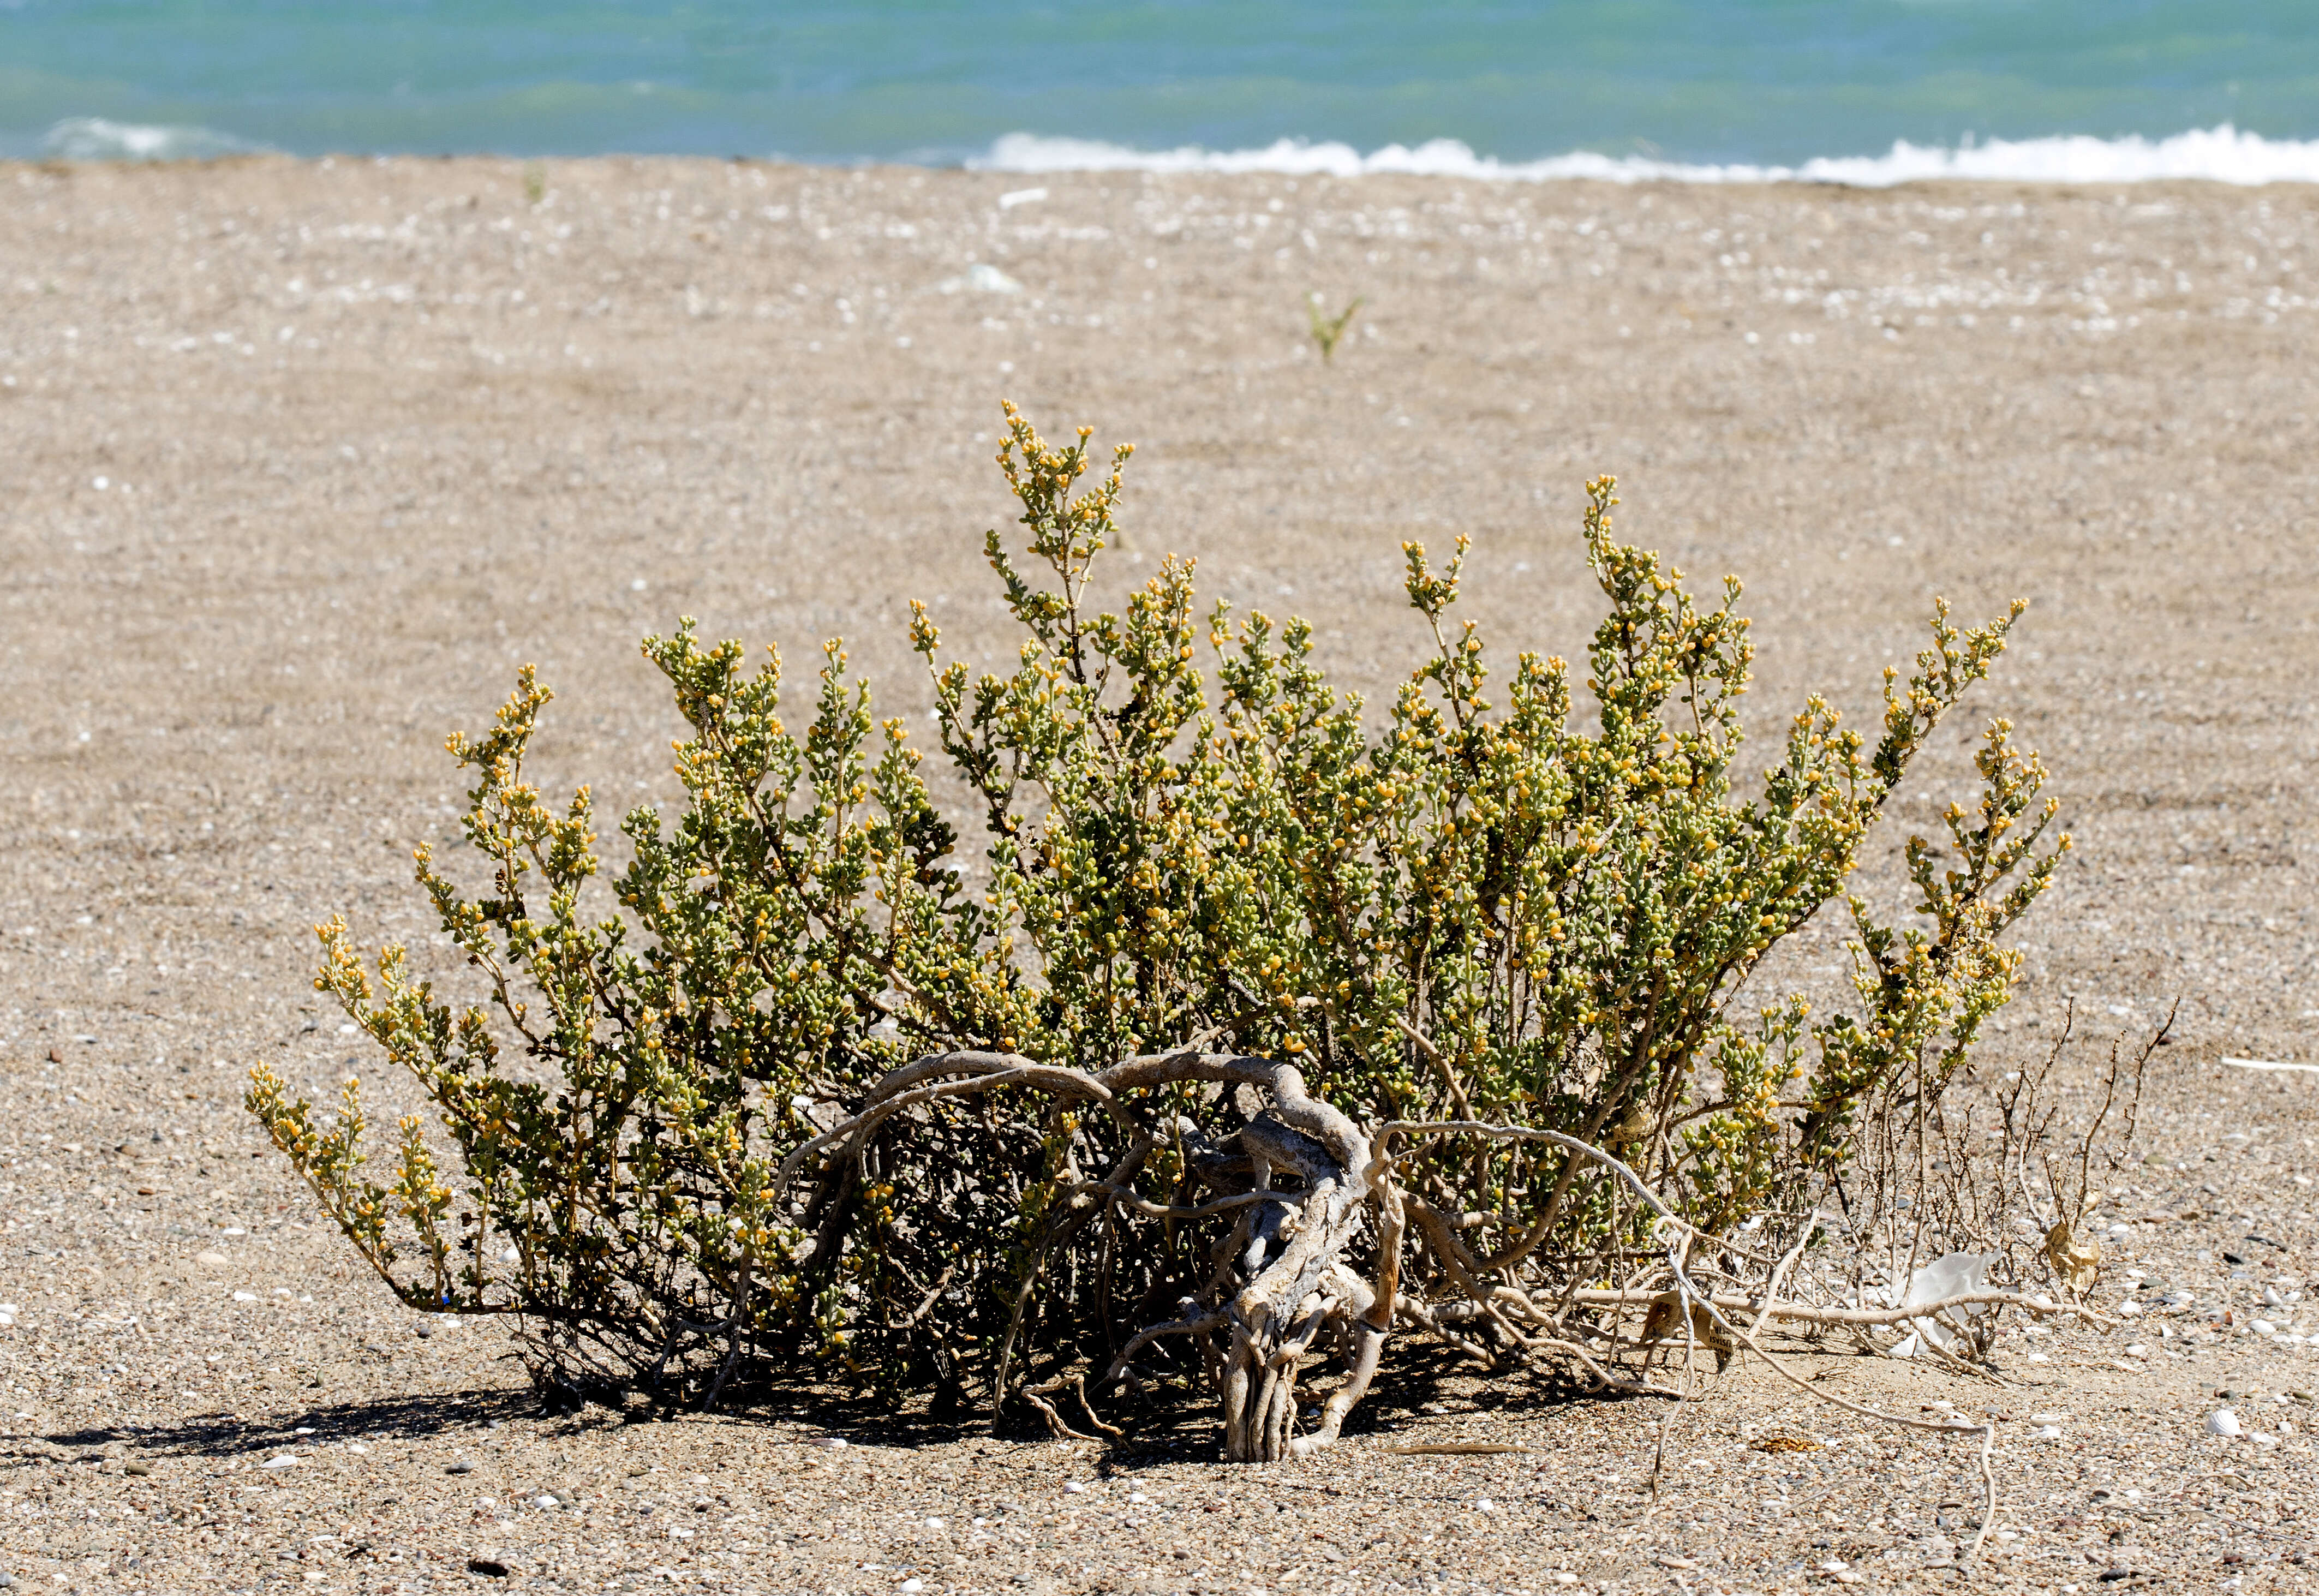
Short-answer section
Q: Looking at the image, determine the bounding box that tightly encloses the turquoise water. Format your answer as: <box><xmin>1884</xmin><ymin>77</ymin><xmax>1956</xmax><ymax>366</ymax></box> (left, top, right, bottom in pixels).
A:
<box><xmin>8</xmin><ymin>2</ymin><xmax>2319</xmax><ymax>175</ymax></box>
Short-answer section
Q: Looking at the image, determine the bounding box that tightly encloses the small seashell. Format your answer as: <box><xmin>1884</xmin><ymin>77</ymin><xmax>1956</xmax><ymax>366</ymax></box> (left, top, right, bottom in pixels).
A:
<box><xmin>2207</xmin><ymin>1409</ymin><xmax>2243</xmax><ymax>1437</ymax></box>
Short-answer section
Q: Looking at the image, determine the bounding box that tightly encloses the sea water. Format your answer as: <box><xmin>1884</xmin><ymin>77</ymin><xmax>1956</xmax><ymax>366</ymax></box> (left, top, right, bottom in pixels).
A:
<box><xmin>8</xmin><ymin>0</ymin><xmax>2319</xmax><ymax>184</ymax></box>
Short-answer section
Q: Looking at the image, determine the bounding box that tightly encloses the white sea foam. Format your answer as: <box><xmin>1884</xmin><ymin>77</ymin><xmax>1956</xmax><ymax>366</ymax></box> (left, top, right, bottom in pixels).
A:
<box><xmin>41</xmin><ymin>117</ymin><xmax>267</xmax><ymax>163</ymax></box>
<box><xmin>975</xmin><ymin>124</ymin><xmax>2319</xmax><ymax>188</ymax></box>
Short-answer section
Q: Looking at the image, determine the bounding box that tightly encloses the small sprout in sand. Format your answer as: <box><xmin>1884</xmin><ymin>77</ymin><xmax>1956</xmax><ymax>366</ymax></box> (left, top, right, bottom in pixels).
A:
<box><xmin>1306</xmin><ymin>292</ymin><xmax>1364</xmax><ymax>362</ymax></box>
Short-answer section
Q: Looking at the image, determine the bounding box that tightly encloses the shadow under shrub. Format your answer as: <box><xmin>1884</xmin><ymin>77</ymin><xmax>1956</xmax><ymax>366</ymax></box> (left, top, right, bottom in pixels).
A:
<box><xmin>252</xmin><ymin>405</ymin><xmax>2071</xmax><ymax>1457</ymax></box>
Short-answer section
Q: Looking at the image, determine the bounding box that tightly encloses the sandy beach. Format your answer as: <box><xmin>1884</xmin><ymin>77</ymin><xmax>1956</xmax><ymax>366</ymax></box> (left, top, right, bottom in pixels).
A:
<box><xmin>2</xmin><ymin>156</ymin><xmax>2317</xmax><ymax>1592</ymax></box>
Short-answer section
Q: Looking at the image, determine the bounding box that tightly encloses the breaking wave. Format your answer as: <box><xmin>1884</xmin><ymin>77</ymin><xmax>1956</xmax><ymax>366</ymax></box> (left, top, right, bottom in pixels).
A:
<box><xmin>973</xmin><ymin>125</ymin><xmax>2319</xmax><ymax>187</ymax></box>
<box><xmin>41</xmin><ymin>118</ymin><xmax>268</xmax><ymax>162</ymax></box>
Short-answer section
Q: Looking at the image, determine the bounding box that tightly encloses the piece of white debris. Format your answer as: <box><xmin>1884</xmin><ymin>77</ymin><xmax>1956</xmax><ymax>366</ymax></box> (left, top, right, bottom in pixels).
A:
<box><xmin>2208</xmin><ymin>1409</ymin><xmax>2244</xmax><ymax>1437</ymax></box>
<box><xmin>810</xmin><ymin>1436</ymin><xmax>847</xmax><ymax>1449</ymax></box>
<box><xmin>2030</xmin><ymin>1425</ymin><xmax>2064</xmax><ymax>1440</ymax></box>
<box><xmin>535</xmin><ymin>1495</ymin><xmax>559</xmax><ymax>1510</ymax></box>
<box><xmin>937</xmin><ymin>262</ymin><xmax>1025</xmax><ymax>295</ymax></box>
<box><xmin>1886</xmin><ymin>1252</ymin><xmax>1997</xmax><ymax>1358</ymax></box>
<box><xmin>261</xmin><ymin>1455</ymin><xmax>298</xmax><ymax>1469</ymax></box>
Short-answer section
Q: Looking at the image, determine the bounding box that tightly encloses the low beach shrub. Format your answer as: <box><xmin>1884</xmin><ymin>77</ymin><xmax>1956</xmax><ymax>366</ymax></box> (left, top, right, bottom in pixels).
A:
<box><xmin>253</xmin><ymin>405</ymin><xmax>2078</xmax><ymax>1457</ymax></box>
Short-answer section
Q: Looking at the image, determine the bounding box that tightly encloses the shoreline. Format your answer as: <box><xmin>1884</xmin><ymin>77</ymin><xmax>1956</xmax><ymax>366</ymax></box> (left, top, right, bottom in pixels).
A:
<box><xmin>24</xmin><ymin>117</ymin><xmax>2319</xmax><ymax>187</ymax></box>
